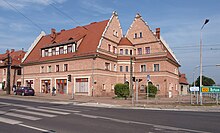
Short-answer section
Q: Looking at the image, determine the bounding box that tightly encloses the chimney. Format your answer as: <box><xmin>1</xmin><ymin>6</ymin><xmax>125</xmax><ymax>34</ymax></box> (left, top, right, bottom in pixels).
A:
<box><xmin>6</xmin><ymin>49</ymin><xmax>9</xmax><ymax>54</ymax></box>
<box><xmin>156</xmin><ymin>28</ymin><xmax>160</xmax><ymax>39</ymax></box>
<box><xmin>50</xmin><ymin>28</ymin><xmax>56</xmax><ymax>41</ymax></box>
<box><xmin>11</xmin><ymin>49</ymin><xmax>15</xmax><ymax>53</ymax></box>
<box><xmin>61</xmin><ymin>29</ymin><xmax>65</xmax><ymax>32</ymax></box>
<box><xmin>51</xmin><ymin>28</ymin><xmax>56</xmax><ymax>35</ymax></box>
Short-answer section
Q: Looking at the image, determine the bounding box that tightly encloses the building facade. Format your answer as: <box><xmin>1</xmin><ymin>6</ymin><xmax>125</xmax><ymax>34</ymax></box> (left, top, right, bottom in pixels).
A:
<box><xmin>22</xmin><ymin>12</ymin><xmax>180</xmax><ymax>97</ymax></box>
<box><xmin>0</xmin><ymin>49</ymin><xmax>25</xmax><ymax>90</ymax></box>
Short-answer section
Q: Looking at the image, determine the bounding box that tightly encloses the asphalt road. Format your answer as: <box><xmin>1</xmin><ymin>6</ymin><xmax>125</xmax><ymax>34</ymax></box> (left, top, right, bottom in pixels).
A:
<box><xmin>0</xmin><ymin>97</ymin><xmax>219</xmax><ymax>133</ymax></box>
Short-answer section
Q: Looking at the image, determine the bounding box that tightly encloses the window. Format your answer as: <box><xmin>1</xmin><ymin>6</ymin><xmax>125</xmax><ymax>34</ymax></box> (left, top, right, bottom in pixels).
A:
<box><xmin>103</xmin><ymin>84</ymin><xmax>106</xmax><ymax>90</ymax></box>
<box><xmin>125</xmin><ymin>66</ymin><xmax>129</xmax><ymax>72</ymax></box>
<box><xmin>48</xmin><ymin>66</ymin><xmax>51</xmax><ymax>73</ymax></box>
<box><xmin>154</xmin><ymin>64</ymin><xmax>160</xmax><ymax>71</ymax></box>
<box><xmin>120</xmin><ymin>66</ymin><xmax>123</xmax><ymax>72</ymax></box>
<box><xmin>140</xmin><ymin>32</ymin><xmax>142</xmax><ymax>38</ymax></box>
<box><xmin>140</xmin><ymin>65</ymin><xmax>146</xmax><ymax>72</ymax></box>
<box><xmin>138</xmin><ymin>48</ymin><xmax>142</xmax><ymax>55</ymax></box>
<box><xmin>113</xmin><ymin>46</ymin><xmax>116</xmax><ymax>54</ymax></box>
<box><xmin>64</xmin><ymin>64</ymin><xmax>68</xmax><ymax>71</ymax></box>
<box><xmin>125</xmin><ymin>49</ymin><xmax>128</xmax><ymax>55</ymax></box>
<box><xmin>156</xmin><ymin>84</ymin><xmax>160</xmax><ymax>91</ymax></box>
<box><xmin>105</xmin><ymin>62</ymin><xmax>110</xmax><ymax>71</ymax></box>
<box><xmin>56</xmin><ymin>65</ymin><xmax>59</xmax><ymax>72</ymax></box>
<box><xmin>59</xmin><ymin>47</ymin><xmax>64</xmax><ymax>54</ymax></box>
<box><xmin>130</xmin><ymin>50</ymin><xmax>133</xmax><ymax>55</ymax></box>
<box><xmin>41</xmin><ymin>66</ymin><xmax>44</xmax><ymax>73</ymax></box>
<box><xmin>114</xmin><ymin>64</ymin><xmax>117</xmax><ymax>71</ymax></box>
<box><xmin>17</xmin><ymin>69</ymin><xmax>21</xmax><ymax>75</ymax></box>
<box><xmin>44</xmin><ymin>49</ymin><xmax>48</xmax><ymax>57</ymax></box>
<box><xmin>108</xmin><ymin>44</ymin><xmax>111</xmax><ymax>52</ymax></box>
<box><xmin>52</xmin><ymin>48</ymin><xmax>56</xmax><ymax>56</ymax></box>
<box><xmin>67</xmin><ymin>45</ymin><xmax>72</xmax><ymax>53</ymax></box>
<box><xmin>3</xmin><ymin>69</ymin><xmax>6</xmax><ymax>75</ymax></box>
<box><xmin>134</xmin><ymin>33</ymin><xmax>137</xmax><ymax>38</ymax></box>
<box><xmin>120</xmin><ymin>49</ymin><xmax>123</xmax><ymax>55</ymax></box>
<box><xmin>145</xmin><ymin>47</ymin><xmax>150</xmax><ymax>54</ymax></box>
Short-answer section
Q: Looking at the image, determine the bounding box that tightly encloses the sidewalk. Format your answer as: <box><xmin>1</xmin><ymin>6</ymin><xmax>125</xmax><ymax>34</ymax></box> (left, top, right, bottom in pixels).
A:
<box><xmin>0</xmin><ymin>91</ymin><xmax>220</xmax><ymax>112</ymax></box>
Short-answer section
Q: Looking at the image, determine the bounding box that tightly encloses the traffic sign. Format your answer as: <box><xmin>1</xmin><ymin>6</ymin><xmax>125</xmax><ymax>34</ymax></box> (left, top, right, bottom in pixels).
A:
<box><xmin>190</xmin><ymin>87</ymin><xmax>199</xmax><ymax>92</ymax></box>
<box><xmin>201</xmin><ymin>86</ymin><xmax>220</xmax><ymax>93</ymax></box>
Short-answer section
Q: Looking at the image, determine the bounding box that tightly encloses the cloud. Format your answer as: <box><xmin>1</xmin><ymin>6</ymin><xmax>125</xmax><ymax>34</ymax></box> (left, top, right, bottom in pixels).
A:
<box><xmin>79</xmin><ymin>0</ymin><xmax>113</xmax><ymax>15</ymax></box>
<box><xmin>0</xmin><ymin>0</ymin><xmax>67</xmax><ymax>10</ymax></box>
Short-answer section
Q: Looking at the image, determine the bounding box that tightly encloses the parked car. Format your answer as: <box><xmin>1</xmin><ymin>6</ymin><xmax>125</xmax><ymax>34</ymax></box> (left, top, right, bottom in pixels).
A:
<box><xmin>15</xmin><ymin>86</ymin><xmax>35</xmax><ymax>96</ymax></box>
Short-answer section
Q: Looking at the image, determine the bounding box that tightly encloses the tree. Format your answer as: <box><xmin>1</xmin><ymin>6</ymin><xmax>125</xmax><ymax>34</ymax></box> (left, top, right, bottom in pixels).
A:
<box><xmin>194</xmin><ymin>76</ymin><xmax>215</xmax><ymax>87</ymax></box>
<box><xmin>145</xmin><ymin>84</ymin><xmax>158</xmax><ymax>97</ymax></box>
<box><xmin>114</xmin><ymin>83</ymin><xmax>129</xmax><ymax>99</ymax></box>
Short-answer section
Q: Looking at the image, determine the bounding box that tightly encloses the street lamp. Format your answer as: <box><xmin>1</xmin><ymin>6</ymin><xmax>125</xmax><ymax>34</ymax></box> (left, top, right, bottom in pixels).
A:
<box><xmin>200</xmin><ymin>19</ymin><xmax>209</xmax><ymax>105</ymax></box>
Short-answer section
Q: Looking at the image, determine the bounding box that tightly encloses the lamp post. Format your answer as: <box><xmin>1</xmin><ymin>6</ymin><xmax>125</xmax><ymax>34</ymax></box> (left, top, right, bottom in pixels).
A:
<box><xmin>200</xmin><ymin>19</ymin><xmax>209</xmax><ymax>105</ymax></box>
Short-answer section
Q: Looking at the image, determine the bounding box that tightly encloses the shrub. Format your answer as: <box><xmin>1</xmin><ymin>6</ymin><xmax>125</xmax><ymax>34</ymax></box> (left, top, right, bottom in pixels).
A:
<box><xmin>145</xmin><ymin>84</ymin><xmax>158</xmax><ymax>97</ymax></box>
<box><xmin>114</xmin><ymin>83</ymin><xmax>129</xmax><ymax>99</ymax></box>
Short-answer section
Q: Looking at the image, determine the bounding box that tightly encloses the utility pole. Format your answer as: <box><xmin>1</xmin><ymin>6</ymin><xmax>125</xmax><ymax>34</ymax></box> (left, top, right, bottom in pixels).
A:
<box><xmin>130</xmin><ymin>56</ymin><xmax>134</xmax><ymax>106</ymax></box>
<box><xmin>6</xmin><ymin>52</ymin><xmax>11</xmax><ymax>95</ymax></box>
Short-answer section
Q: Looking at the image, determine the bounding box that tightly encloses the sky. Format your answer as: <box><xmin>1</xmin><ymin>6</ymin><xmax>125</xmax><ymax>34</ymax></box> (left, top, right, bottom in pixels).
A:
<box><xmin>0</xmin><ymin>0</ymin><xmax>220</xmax><ymax>85</ymax></box>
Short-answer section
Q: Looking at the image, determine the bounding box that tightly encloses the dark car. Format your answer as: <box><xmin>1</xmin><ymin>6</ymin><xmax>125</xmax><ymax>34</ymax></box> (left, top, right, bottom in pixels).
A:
<box><xmin>15</xmin><ymin>86</ymin><xmax>35</xmax><ymax>96</ymax></box>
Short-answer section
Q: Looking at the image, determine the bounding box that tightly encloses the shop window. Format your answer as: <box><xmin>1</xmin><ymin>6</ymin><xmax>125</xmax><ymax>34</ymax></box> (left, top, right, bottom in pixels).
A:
<box><xmin>140</xmin><ymin>65</ymin><xmax>146</xmax><ymax>72</ymax></box>
<box><xmin>154</xmin><ymin>64</ymin><xmax>160</xmax><ymax>72</ymax></box>
<box><xmin>64</xmin><ymin>64</ymin><xmax>68</xmax><ymax>71</ymax></box>
<box><xmin>138</xmin><ymin>48</ymin><xmax>142</xmax><ymax>55</ymax></box>
<box><xmin>145</xmin><ymin>47</ymin><xmax>150</xmax><ymax>54</ymax></box>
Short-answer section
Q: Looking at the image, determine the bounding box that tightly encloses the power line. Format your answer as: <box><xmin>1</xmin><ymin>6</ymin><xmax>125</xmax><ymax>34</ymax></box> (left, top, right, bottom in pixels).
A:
<box><xmin>49</xmin><ymin>1</ymin><xmax>88</xmax><ymax>31</ymax></box>
<box><xmin>3</xmin><ymin>0</ymin><xmax>45</xmax><ymax>32</ymax></box>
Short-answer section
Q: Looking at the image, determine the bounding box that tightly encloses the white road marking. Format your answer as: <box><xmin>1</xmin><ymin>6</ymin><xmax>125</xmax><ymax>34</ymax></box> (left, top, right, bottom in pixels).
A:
<box><xmin>18</xmin><ymin>124</ymin><xmax>49</xmax><ymax>132</ymax></box>
<box><xmin>0</xmin><ymin>116</ymin><xmax>22</xmax><ymax>125</ymax></box>
<box><xmin>38</xmin><ymin>106</ymin><xmax>80</xmax><ymax>113</ymax></box>
<box><xmin>27</xmin><ymin>107</ymin><xmax>70</xmax><ymax>115</ymax></box>
<box><xmin>0</xmin><ymin>111</ymin><xmax>41</xmax><ymax>121</ymax></box>
<box><xmin>10</xmin><ymin>109</ymin><xmax>56</xmax><ymax>117</ymax></box>
<box><xmin>0</xmin><ymin>101</ymin><xmax>31</xmax><ymax>108</ymax></box>
<box><xmin>74</xmin><ymin>113</ymin><xmax>210</xmax><ymax>133</ymax></box>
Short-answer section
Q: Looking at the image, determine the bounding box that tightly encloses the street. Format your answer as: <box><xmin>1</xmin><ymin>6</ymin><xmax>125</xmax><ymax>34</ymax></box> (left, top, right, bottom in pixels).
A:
<box><xmin>0</xmin><ymin>97</ymin><xmax>219</xmax><ymax>133</ymax></box>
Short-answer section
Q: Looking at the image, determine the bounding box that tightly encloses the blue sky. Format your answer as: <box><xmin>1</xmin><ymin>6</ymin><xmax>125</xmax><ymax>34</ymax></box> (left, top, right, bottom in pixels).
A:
<box><xmin>0</xmin><ymin>0</ymin><xmax>220</xmax><ymax>84</ymax></box>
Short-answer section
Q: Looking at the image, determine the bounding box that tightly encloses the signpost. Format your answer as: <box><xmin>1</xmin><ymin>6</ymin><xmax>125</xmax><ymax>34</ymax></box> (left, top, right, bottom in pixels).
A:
<box><xmin>201</xmin><ymin>86</ymin><xmax>220</xmax><ymax>105</ymax></box>
<box><xmin>190</xmin><ymin>87</ymin><xmax>200</xmax><ymax>104</ymax></box>
<box><xmin>146</xmin><ymin>75</ymin><xmax>150</xmax><ymax>104</ymax></box>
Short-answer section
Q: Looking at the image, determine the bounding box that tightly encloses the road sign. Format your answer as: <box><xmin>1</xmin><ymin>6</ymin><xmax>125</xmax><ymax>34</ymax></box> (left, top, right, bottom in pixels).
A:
<box><xmin>190</xmin><ymin>87</ymin><xmax>199</xmax><ymax>92</ymax></box>
<box><xmin>201</xmin><ymin>86</ymin><xmax>220</xmax><ymax>93</ymax></box>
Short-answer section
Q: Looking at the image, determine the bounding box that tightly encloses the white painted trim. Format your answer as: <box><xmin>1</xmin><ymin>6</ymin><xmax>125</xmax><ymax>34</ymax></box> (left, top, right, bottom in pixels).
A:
<box><xmin>22</xmin><ymin>31</ymin><xmax>46</xmax><ymax>63</ymax></box>
<box><xmin>54</xmin><ymin>77</ymin><xmax>68</xmax><ymax>94</ymax></box>
<box><xmin>73</xmin><ymin>76</ymin><xmax>90</xmax><ymax>96</ymax></box>
<box><xmin>39</xmin><ymin>78</ymin><xmax>52</xmax><ymax>93</ymax></box>
<box><xmin>160</xmin><ymin>36</ymin><xmax>180</xmax><ymax>65</ymax></box>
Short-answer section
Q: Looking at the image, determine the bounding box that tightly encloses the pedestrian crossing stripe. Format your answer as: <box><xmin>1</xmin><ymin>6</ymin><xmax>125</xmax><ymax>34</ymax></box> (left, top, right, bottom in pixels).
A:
<box><xmin>10</xmin><ymin>109</ymin><xmax>57</xmax><ymax>117</ymax></box>
<box><xmin>0</xmin><ymin>116</ymin><xmax>22</xmax><ymax>125</ymax></box>
<box><xmin>27</xmin><ymin>107</ymin><xmax>70</xmax><ymax>115</ymax></box>
<box><xmin>0</xmin><ymin>111</ymin><xmax>41</xmax><ymax>121</ymax></box>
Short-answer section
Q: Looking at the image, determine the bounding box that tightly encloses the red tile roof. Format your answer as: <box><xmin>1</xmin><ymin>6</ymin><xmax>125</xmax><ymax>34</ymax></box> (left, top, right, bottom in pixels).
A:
<box><xmin>118</xmin><ymin>37</ymin><xmax>133</xmax><ymax>46</ymax></box>
<box><xmin>0</xmin><ymin>50</ymin><xmax>25</xmax><ymax>66</ymax></box>
<box><xmin>23</xmin><ymin>20</ymin><xmax>109</xmax><ymax>64</ymax></box>
<box><xmin>179</xmin><ymin>74</ymin><xmax>189</xmax><ymax>85</ymax></box>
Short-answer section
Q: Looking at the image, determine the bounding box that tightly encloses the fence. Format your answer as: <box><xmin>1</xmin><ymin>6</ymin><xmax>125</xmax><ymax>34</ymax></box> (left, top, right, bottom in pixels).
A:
<box><xmin>135</xmin><ymin>92</ymin><xmax>218</xmax><ymax>105</ymax></box>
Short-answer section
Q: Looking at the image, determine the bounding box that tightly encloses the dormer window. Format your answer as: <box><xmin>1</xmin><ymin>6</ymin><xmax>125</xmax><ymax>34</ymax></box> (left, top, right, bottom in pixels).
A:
<box><xmin>59</xmin><ymin>47</ymin><xmax>64</xmax><ymax>54</ymax></box>
<box><xmin>120</xmin><ymin>49</ymin><xmax>123</xmax><ymax>55</ymax></box>
<box><xmin>52</xmin><ymin>48</ymin><xmax>56</xmax><ymax>56</ymax></box>
<box><xmin>45</xmin><ymin>49</ymin><xmax>48</xmax><ymax>57</ymax></box>
<box><xmin>67</xmin><ymin>45</ymin><xmax>72</xmax><ymax>53</ymax></box>
<box><xmin>125</xmin><ymin>49</ymin><xmax>128</xmax><ymax>55</ymax></box>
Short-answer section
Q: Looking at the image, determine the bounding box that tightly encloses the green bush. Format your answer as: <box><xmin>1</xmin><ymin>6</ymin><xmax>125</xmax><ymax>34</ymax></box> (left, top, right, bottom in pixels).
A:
<box><xmin>114</xmin><ymin>83</ymin><xmax>129</xmax><ymax>99</ymax></box>
<box><xmin>145</xmin><ymin>84</ymin><xmax>158</xmax><ymax>97</ymax></box>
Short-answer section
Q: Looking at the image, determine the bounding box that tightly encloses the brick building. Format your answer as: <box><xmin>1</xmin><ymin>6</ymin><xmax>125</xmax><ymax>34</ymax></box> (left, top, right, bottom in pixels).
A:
<box><xmin>21</xmin><ymin>12</ymin><xmax>180</xmax><ymax>97</ymax></box>
<box><xmin>0</xmin><ymin>49</ymin><xmax>25</xmax><ymax>90</ymax></box>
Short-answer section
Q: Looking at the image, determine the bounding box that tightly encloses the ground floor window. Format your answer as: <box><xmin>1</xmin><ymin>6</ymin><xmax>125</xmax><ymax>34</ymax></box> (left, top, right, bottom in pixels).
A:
<box><xmin>41</xmin><ymin>80</ymin><xmax>51</xmax><ymax>93</ymax></box>
<box><xmin>17</xmin><ymin>82</ymin><xmax>21</xmax><ymax>87</ymax></box>
<box><xmin>26</xmin><ymin>80</ymin><xmax>33</xmax><ymax>88</ymax></box>
<box><xmin>75</xmin><ymin>78</ymin><xmax>88</xmax><ymax>93</ymax></box>
<box><xmin>56</xmin><ymin>79</ymin><xmax>67</xmax><ymax>94</ymax></box>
